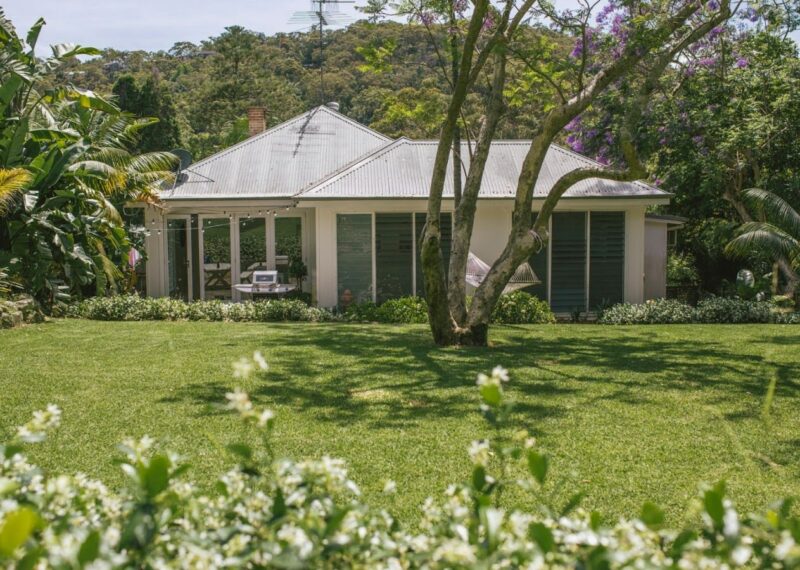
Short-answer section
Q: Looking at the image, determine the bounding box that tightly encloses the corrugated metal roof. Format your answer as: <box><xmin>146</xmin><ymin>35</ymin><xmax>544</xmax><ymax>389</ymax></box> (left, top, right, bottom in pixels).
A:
<box><xmin>299</xmin><ymin>139</ymin><xmax>669</xmax><ymax>199</ymax></box>
<box><xmin>162</xmin><ymin>106</ymin><xmax>668</xmax><ymax>201</ymax></box>
<box><xmin>162</xmin><ymin>106</ymin><xmax>390</xmax><ymax>200</ymax></box>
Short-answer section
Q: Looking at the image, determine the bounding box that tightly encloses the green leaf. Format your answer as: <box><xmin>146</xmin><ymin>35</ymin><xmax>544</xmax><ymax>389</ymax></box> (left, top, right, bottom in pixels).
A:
<box><xmin>480</xmin><ymin>383</ymin><xmax>502</xmax><ymax>407</ymax></box>
<box><xmin>0</xmin><ymin>478</ymin><xmax>19</xmax><ymax>496</ymax></box>
<box><xmin>590</xmin><ymin>511</ymin><xmax>603</xmax><ymax>531</ymax></box>
<box><xmin>527</xmin><ymin>450</ymin><xmax>548</xmax><ymax>485</ymax></box>
<box><xmin>0</xmin><ymin>507</ymin><xmax>38</xmax><ymax>557</ymax></box>
<box><xmin>703</xmin><ymin>482</ymin><xmax>726</xmax><ymax>526</ymax></box>
<box><xmin>78</xmin><ymin>530</ymin><xmax>100</xmax><ymax>565</ymax></box>
<box><xmin>472</xmin><ymin>465</ymin><xmax>487</xmax><ymax>491</ymax></box>
<box><xmin>226</xmin><ymin>443</ymin><xmax>253</xmax><ymax>460</ymax></box>
<box><xmin>144</xmin><ymin>455</ymin><xmax>170</xmax><ymax>498</ymax></box>
<box><xmin>640</xmin><ymin>501</ymin><xmax>665</xmax><ymax>529</ymax></box>
<box><xmin>529</xmin><ymin>522</ymin><xmax>554</xmax><ymax>553</ymax></box>
<box><xmin>560</xmin><ymin>492</ymin><xmax>586</xmax><ymax>517</ymax></box>
<box><xmin>670</xmin><ymin>530</ymin><xmax>697</xmax><ymax>558</ymax></box>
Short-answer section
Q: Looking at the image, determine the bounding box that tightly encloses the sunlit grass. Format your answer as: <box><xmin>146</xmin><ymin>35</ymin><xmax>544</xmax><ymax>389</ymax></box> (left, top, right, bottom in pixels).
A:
<box><xmin>1</xmin><ymin>320</ymin><xmax>798</xmax><ymax>523</ymax></box>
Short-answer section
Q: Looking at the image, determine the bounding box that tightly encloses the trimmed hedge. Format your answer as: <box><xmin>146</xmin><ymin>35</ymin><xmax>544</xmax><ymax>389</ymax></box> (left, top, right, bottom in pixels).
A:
<box><xmin>599</xmin><ymin>297</ymin><xmax>798</xmax><ymax>325</ymax></box>
<box><xmin>65</xmin><ymin>293</ymin><xmax>556</xmax><ymax>326</ymax></box>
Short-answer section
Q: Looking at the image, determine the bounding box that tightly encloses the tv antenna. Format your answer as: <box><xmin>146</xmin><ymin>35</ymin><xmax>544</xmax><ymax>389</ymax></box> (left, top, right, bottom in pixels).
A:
<box><xmin>288</xmin><ymin>0</ymin><xmax>354</xmax><ymax>104</ymax></box>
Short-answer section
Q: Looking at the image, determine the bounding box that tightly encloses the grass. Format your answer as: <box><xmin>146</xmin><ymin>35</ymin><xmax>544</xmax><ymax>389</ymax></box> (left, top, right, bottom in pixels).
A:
<box><xmin>1</xmin><ymin>320</ymin><xmax>799</xmax><ymax>524</ymax></box>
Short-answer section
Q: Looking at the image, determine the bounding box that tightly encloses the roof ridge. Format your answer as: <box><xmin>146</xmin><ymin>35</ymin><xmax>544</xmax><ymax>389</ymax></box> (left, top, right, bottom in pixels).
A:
<box><xmin>185</xmin><ymin>110</ymin><xmax>315</xmax><ymax>171</ymax></box>
<box><xmin>315</xmin><ymin>105</ymin><xmax>392</xmax><ymax>142</ymax></box>
<box><xmin>299</xmin><ymin>137</ymin><xmax>410</xmax><ymax>196</ymax></box>
<box><xmin>184</xmin><ymin>106</ymin><xmax>390</xmax><ymax>173</ymax></box>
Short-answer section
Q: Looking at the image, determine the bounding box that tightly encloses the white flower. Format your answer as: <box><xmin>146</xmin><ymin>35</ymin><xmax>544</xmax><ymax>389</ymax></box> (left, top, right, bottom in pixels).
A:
<box><xmin>232</xmin><ymin>357</ymin><xmax>255</xmax><ymax>379</ymax></box>
<box><xmin>256</xmin><ymin>409</ymin><xmax>274</xmax><ymax>427</ymax></box>
<box><xmin>492</xmin><ymin>366</ymin><xmax>510</xmax><ymax>383</ymax></box>
<box><xmin>468</xmin><ymin>440</ymin><xmax>491</xmax><ymax>466</ymax></box>
<box><xmin>225</xmin><ymin>389</ymin><xmax>253</xmax><ymax>414</ymax></box>
<box><xmin>277</xmin><ymin>524</ymin><xmax>313</xmax><ymax>559</ymax></box>
<box><xmin>253</xmin><ymin>351</ymin><xmax>268</xmax><ymax>371</ymax></box>
<box><xmin>382</xmin><ymin>480</ymin><xmax>397</xmax><ymax>495</ymax></box>
<box><xmin>433</xmin><ymin>538</ymin><xmax>476</xmax><ymax>564</ymax></box>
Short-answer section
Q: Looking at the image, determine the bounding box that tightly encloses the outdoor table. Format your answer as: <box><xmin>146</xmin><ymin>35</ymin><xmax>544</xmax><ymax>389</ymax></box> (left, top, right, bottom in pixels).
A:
<box><xmin>203</xmin><ymin>263</ymin><xmax>232</xmax><ymax>290</ymax></box>
<box><xmin>234</xmin><ymin>283</ymin><xmax>297</xmax><ymax>299</ymax></box>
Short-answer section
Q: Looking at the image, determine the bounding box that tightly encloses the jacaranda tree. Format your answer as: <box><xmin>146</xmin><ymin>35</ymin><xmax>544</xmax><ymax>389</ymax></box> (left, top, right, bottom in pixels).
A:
<box><xmin>369</xmin><ymin>0</ymin><xmax>739</xmax><ymax>345</ymax></box>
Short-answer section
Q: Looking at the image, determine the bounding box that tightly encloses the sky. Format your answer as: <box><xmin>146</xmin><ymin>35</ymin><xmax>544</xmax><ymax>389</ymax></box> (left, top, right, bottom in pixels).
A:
<box><xmin>3</xmin><ymin>0</ymin><xmax>370</xmax><ymax>53</ymax></box>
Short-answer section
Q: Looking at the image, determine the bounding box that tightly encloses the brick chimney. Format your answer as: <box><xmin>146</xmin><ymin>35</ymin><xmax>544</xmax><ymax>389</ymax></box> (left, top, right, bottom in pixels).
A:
<box><xmin>247</xmin><ymin>107</ymin><xmax>268</xmax><ymax>137</ymax></box>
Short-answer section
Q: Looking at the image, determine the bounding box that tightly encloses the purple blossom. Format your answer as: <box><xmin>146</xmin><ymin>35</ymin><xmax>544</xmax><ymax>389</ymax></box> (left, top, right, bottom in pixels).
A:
<box><xmin>453</xmin><ymin>0</ymin><xmax>468</xmax><ymax>14</ymax></box>
<box><xmin>692</xmin><ymin>135</ymin><xmax>704</xmax><ymax>146</ymax></box>
<box><xmin>565</xmin><ymin>116</ymin><xmax>582</xmax><ymax>132</ymax></box>
<box><xmin>707</xmin><ymin>0</ymin><xmax>720</xmax><ymax>10</ymax></box>
<box><xmin>653</xmin><ymin>178</ymin><xmax>664</xmax><ymax>187</ymax></box>
<box><xmin>604</xmin><ymin>131</ymin><xmax>615</xmax><ymax>145</ymax></box>
<box><xmin>482</xmin><ymin>13</ymin><xmax>495</xmax><ymax>31</ymax></box>
<box><xmin>699</xmin><ymin>56</ymin><xmax>718</xmax><ymax>67</ymax></box>
<box><xmin>570</xmin><ymin>139</ymin><xmax>587</xmax><ymax>154</ymax></box>
<box><xmin>659</xmin><ymin>137</ymin><xmax>668</xmax><ymax>145</ymax></box>
<box><xmin>735</xmin><ymin>57</ymin><xmax>749</xmax><ymax>68</ymax></box>
<box><xmin>586</xmin><ymin>128</ymin><xmax>599</xmax><ymax>140</ymax></box>
<box><xmin>596</xmin><ymin>3</ymin><xmax>616</xmax><ymax>24</ymax></box>
<box><xmin>685</xmin><ymin>65</ymin><xmax>697</xmax><ymax>76</ymax></box>
<box><xmin>743</xmin><ymin>6</ymin><xmax>759</xmax><ymax>21</ymax></box>
<box><xmin>419</xmin><ymin>11</ymin><xmax>435</xmax><ymax>26</ymax></box>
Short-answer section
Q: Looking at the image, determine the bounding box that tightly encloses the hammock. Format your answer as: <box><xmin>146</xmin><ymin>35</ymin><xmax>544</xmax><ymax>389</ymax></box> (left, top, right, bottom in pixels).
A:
<box><xmin>465</xmin><ymin>252</ymin><xmax>540</xmax><ymax>294</ymax></box>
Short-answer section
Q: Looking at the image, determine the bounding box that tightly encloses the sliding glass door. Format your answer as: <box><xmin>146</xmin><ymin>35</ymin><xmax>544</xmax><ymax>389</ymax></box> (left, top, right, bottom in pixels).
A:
<box><xmin>166</xmin><ymin>217</ymin><xmax>192</xmax><ymax>301</ymax></box>
<box><xmin>239</xmin><ymin>217</ymin><xmax>268</xmax><ymax>284</ymax></box>
<box><xmin>200</xmin><ymin>217</ymin><xmax>232</xmax><ymax>300</ymax></box>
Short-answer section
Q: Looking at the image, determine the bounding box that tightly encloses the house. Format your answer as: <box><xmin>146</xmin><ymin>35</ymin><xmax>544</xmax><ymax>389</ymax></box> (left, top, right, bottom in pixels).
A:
<box><xmin>139</xmin><ymin>103</ymin><xmax>674</xmax><ymax>314</ymax></box>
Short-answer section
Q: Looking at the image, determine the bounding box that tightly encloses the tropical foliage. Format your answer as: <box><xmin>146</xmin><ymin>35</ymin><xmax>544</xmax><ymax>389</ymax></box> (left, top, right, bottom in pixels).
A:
<box><xmin>726</xmin><ymin>188</ymin><xmax>800</xmax><ymax>295</ymax></box>
<box><xmin>0</xmin><ymin>11</ymin><xmax>175</xmax><ymax>304</ymax></box>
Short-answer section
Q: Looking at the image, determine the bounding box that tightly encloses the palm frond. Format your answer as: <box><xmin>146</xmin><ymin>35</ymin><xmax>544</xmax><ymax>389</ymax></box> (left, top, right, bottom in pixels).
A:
<box><xmin>127</xmin><ymin>151</ymin><xmax>179</xmax><ymax>174</ymax></box>
<box><xmin>742</xmin><ymin>188</ymin><xmax>800</xmax><ymax>237</ymax></box>
<box><xmin>0</xmin><ymin>167</ymin><xmax>32</xmax><ymax>214</ymax></box>
<box><xmin>726</xmin><ymin>222</ymin><xmax>800</xmax><ymax>260</ymax></box>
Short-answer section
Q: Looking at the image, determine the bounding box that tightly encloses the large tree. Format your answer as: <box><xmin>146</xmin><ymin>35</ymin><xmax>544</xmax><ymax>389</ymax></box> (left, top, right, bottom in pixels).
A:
<box><xmin>369</xmin><ymin>0</ymin><xmax>737</xmax><ymax>345</ymax></box>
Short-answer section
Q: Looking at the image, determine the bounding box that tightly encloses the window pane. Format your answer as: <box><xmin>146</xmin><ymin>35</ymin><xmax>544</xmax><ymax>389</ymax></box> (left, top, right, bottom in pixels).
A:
<box><xmin>166</xmin><ymin>219</ymin><xmax>189</xmax><ymax>300</ymax></box>
<box><xmin>337</xmin><ymin>214</ymin><xmax>373</xmax><ymax>306</ymax></box>
<box><xmin>202</xmin><ymin>217</ymin><xmax>232</xmax><ymax>299</ymax></box>
<box><xmin>589</xmin><ymin>212</ymin><xmax>625</xmax><ymax>308</ymax></box>
<box><xmin>376</xmin><ymin>213</ymin><xmax>413</xmax><ymax>303</ymax></box>
<box><xmin>550</xmin><ymin>212</ymin><xmax>587</xmax><ymax>313</ymax></box>
<box><xmin>525</xmin><ymin>212</ymin><xmax>548</xmax><ymax>301</ymax></box>
<box><xmin>415</xmin><ymin>213</ymin><xmax>452</xmax><ymax>298</ymax></box>
<box><xmin>275</xmin><ymin>217</ymin><xmax>302</xmax><ymax>284</ymax></box>
<box><xmin>239</xmin><ymin>218</ymin><xmax>267</xmax><ymax>284</ymax></box>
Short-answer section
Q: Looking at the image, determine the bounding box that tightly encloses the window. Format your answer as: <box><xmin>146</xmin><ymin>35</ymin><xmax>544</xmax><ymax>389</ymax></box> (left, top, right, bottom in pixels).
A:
<box><xmin>414</xmin><ymin>213</ymin><xmax>452</xmax><ymax>298</ymax></box>
<box><xmin>550</xmin><ymin>212</ymin><xmax>587</xmax><ymax>313</ymax></box>
<box><xmin>201</xmin><ymin>217</ymin><xmax>232</xmax><ymax>299</ymax></box>
<box><xmin>589</xmin><ymin>212</ymin><xmax>625</xmax><ymax>308</ymax></box>
<box><xmin>337</xmin><ymin>214</ymin><xmax>373</xmax><ymax>306</ymax></box>
<box><xmin>525</xmin><ymin>212</ymin><xmax>548</xmax><ymax>302</ymax></box>
<box><xmin>239</xmin><ymin>218</ymin><xmax>267</xmax><ymax>284</ymax></box>
<box><xmin>275</xmin><ymin>217</ymin><xmax>302</xmax><ymax>285</ymax></box>
<box><xmin>376</xmin><ymin>213</ymin><xmax>414</xmax><ymax>303</ymax></box>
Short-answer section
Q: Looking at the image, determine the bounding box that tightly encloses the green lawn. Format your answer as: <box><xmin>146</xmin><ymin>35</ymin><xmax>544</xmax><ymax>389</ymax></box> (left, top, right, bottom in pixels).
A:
<box><xmin>1</xmin><ymin>320</ymin><xmax>798</xmax><ymax>524</ymax></box>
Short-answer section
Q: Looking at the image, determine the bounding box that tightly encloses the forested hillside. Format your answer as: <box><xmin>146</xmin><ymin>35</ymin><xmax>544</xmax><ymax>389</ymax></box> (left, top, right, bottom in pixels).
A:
<box><xmin>50</xmin><ymin>21</ymin><xmax>567</xmax><ymax>161</ymax></box>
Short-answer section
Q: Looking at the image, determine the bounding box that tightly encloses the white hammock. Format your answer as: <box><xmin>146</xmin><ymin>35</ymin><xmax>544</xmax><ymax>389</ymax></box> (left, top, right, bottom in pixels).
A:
<box><xmin>465</xmin><ymin>252</ymin><xmax>540</xmax><ymax>294</ymax></box>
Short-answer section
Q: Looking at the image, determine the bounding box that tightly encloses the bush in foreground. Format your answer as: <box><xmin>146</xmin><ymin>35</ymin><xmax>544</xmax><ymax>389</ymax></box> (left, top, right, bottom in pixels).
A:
<box><xmin>1</xmin><ymin>358</ymin><xmax>798</xmax><ymax>568</ymax></box>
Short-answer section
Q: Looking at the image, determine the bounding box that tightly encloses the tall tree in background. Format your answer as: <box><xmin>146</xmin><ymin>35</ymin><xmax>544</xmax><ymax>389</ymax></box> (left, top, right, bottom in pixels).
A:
<box><xmin>112</xmin><ymin>75</ymin><xmax>182</xmax><ymax>152</ymax></box>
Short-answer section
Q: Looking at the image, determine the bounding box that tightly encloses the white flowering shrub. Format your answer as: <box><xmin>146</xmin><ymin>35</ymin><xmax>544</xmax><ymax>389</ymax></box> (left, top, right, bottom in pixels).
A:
<box><xmin>599</xmin><ymin>297</ymin><xmax>800</xmax><ymax>325</ymax></box>
<box><xmin>2</xmin><ymin>359</ymin><xmax>799</xmax><ymax>568</ymax></box>
<box><xmin>65</xmin><ymin>295</ymin><xmax>336</xmax><ymax>323</ymax></box>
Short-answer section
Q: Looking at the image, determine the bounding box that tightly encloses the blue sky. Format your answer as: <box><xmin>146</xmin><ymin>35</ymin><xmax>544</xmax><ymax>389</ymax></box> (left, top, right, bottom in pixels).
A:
<box><xmin>4</xmin><ymin>0</ymin><xmax>370</xmax><ymax>53</ymax></box>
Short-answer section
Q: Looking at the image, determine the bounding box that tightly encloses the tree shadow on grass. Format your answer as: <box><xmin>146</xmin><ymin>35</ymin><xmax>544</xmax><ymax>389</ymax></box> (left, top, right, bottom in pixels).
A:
<box><xmin>156</xmin><ymin>324</ymin><xmax>800</xmax><ymax>436</ymax></box>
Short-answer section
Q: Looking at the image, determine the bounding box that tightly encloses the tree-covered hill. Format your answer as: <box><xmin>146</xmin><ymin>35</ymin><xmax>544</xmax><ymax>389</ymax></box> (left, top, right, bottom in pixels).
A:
<box><xmin>51</xmin><ymin>21</ymin><xmax>568</xmax><ymax>161</ymax></box>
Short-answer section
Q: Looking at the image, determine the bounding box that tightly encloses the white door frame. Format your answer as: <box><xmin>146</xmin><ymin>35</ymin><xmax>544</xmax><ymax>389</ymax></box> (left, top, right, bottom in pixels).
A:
<box><xmin>164</xmin><ymin>214</ymin><xmax>193</xmax><ymax>301</ymax></box>
<box><xmin>198</xmin><ymin>214</ymin><xmax>235</xmax><ymax>300</ymax></box>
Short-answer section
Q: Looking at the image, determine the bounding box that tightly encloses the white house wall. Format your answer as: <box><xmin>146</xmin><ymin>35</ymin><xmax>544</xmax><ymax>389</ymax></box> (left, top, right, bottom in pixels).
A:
<box><xmin>306</xmin><ymin>198</ymin><xmax>651</xmax><ymax>308</ymax></box>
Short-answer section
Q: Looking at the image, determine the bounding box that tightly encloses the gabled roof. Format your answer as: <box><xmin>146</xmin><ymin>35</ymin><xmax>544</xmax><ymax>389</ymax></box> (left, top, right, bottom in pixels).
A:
<box><xmin>162</xmin><ymin>106</ymin><xmax>668</xmax><ymax>202</ymax></box>
<box><xmin>299</xmin><ymin>139</ymin><xmax>668</xmax><ymax>199</ymax></box>
<box><xmin>162</xmin><ymin>105</ymin><xmax>391</xmax><ymax>200</ymax></box>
